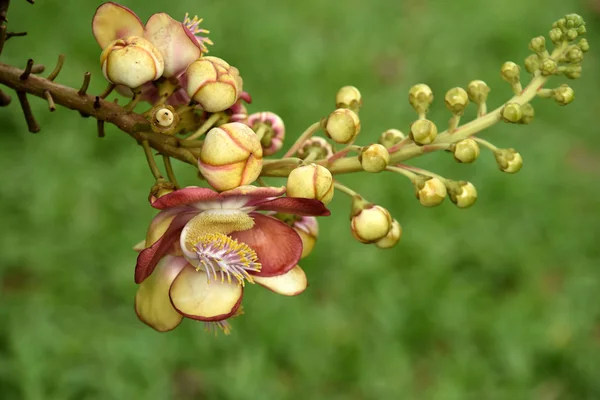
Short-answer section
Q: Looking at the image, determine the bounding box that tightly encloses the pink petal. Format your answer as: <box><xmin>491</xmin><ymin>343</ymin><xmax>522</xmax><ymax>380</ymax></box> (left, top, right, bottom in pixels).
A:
<box><xmin>169</xmin><ymin>265</ymin><xmax>243</xmax><ymax>321</ymax></box>
<box><xmin>151</xmin><ymin>187</ymin><xmax>219</xmax><ymax>209</ymax></box>
<box><xmin>92</xmin><ymin>2</ymin><xmax>144</xmax><ymax>49</ymax></box>
<box><xmin>135</xmin><ymin>255</ymin><xmax>187</xmax><ymax>332</ymax></box>
<box><xmin>135</xmin><ymin>212</ymin><xmax>197</xmax><ymax>284</ymax></box>
<box><xmin>253</xmin><ymin>265</ymin><xmax>308</xmax><ymax>296</ymax></box>
<box><xmin>254</xmin><ymin>197</ymin><xmax>331</xmax><ymax>216</ymax></box>
<box><xmin>144</xmin><ymin>13</ymin><xmax>202</xmax><ymax>78</ymax></box>
<box><xmin>229</xmin><ymin>213</ymin><xmax>302</xmax><ymax>277</ymax></box>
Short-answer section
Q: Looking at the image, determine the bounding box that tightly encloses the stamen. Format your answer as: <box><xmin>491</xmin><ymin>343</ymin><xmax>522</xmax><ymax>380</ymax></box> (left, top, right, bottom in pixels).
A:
<box><xmin>204</xmin><ymin>320</ymin><xmax>232</xmax><ymax>336</ymax></box>
<box><xmin>183</xmin><ymin>13</ymin><xmax>214</xmax><ymax>54</ymax></box>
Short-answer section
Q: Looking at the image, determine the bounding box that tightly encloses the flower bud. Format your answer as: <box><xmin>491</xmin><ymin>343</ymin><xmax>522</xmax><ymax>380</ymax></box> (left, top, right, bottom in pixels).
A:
<box><xmin>415</xmin><ymin>177</ymin><xmax>447</xmax><ymax>207</ymax></box>
<box><xmin>520</xmin><ymin>104</ymin><xmax>535</xmax><ymax>124</ymax></box>
<box><xmin>554</xmin><ymin>84</ymin><xmax>575</xmax><ymax>105</ymax></box>
<box><xmin>150</xmin><ymin>105</ymin><xmax>179</xmax><ymax>135</ymax></box>
<box><xmin>100</xmin><ymin>36</ymin><xmax>164</xmax><ymax>88</ymax></box>
<box><xmin>529</xmin><ymin>36</ymin><xmax>546</xmax><ymax>53</ymax></box>
<box><xmin>578</xmin><ymin>38</ymin><xmax>589</xmax><ymax>52</ymax></box>
<box><xmin>452</xmin><ymin>138</ymin><xmax>480</xmax><ymax>164</ymax></box>
<box><xmin>564</xmin><ymin>64</ymin><xmax>582</xmax><ymax>79</ymax></box>
<box><xmin>549</xmin><ymin>28</ymin><xmax>563</xmax><ymax>43</ymax></box>
<box><xmin>524</xmin><ymin>55</ymin><xmax>541</xmax><ymax>74</ymax></box>
<box><xmin>540</xmin><ymin>59</ymin><xmax>557</xmax><ymax>76</ymax></box>
<box><xmin>185</xmin><ymin>56</ymin><xmax>243</xmax><ymax>112</ymax></box>
<box><xmin>466</xmin><ymin>80</ymin><xmax>490</xmax><ymax>104</ymax></box>
<box><xmin>336</xmin><ymin>86</ymin><xmax>362</xmax><ymax>112</ymax></box>
<box><xmin>228</xmin><ymin>101</ymin><xmax>248</xmax><ymax>123</ymax></box>
<box><xmin>148</xmin><ymin>180</ymin><xmax>176</xmax><ymax>204</ymax></box>
<box><xmin>409</xmin><ymin>119</ymin><xmax>437</xmax><ymax>145</ymax></box>
<box><xmin>198</xmin><ymin>122</ymin><xmax>263</xmax><ymax>191</ymax></box>
<box><xmin>408</xmin><ymin>84</ymin><xmax>434</xmax><ymax>114</ymax></box>
<box><xmin>447</xmin><ymin>181</ymin><xmax>477</xmax><ymax>209</ymax></box>
<box><xmin>444</xmin><ymin>87</ymin><xmax>469</xmax><ymax>115</ymax></box>
<box><xmin>286</xmin><ymin>164</ymin><xmax>334</xmax><ymax>205</ymax></box>
<box><xmin>325</xmin><ymin>108</ymin><xmax>360</xmax><ymax>144</ymax></box>
<box><xmin>359</xmin><ymin>144</ymin><xmax>389</xmax><ymax>173</ymax></box>
<box><xmin>566</xmin><ymin>29</ymin><xmax>578</xmax><ymax>41</ymax></box>
<box><xmin>378</xmin><ymin>129</ymin><xmax>406</xmax><ymax>149</ymax></box>
<box><xmin>566</xmin><ymin>47</ymin><xmax>584</xmax><ymax>63</ymax></box>
<box><xmin>297</xmin><ymin>137</ymin><xmax>334</xmax><ymax>160</ymax></box>
<box><xmin>495</xmin><ymin>148</ymin><xmax>523</xmax><ymax>174</ymax></box>
<box><xmin>374</xmin><ymin>219</ymin><xmax>402</xmax><ymax>249</ymax></box>
<box><xmin>247</xmin><ymin>112</ymin><xmax>285</xmax><ymax>156</ymax></box>
<box><xmin>500</xmin><ymin>62</ymin><xmax>520</xmax><ymax>84</ymax></box>
<box><xmin>292</xmin><ymin>216</ymin><xmax>319</xmax><ymax>259</ymax></box>
<box><xmin>502</xmin><ymin>103</ymin><xmax>523</xmax><ymax>123</ymax></box>
<box><xmin>351</xmin><ymin>200</ymin><xmax>392</xmax><ymax>243</ymax></box>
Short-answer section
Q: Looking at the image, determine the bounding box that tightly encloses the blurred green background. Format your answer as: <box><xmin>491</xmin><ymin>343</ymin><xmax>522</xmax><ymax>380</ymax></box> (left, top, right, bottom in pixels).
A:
<box><xmin>1</xmin><ymin>0</ymin><xmax>600</xmax><ymax>399</ymax></box>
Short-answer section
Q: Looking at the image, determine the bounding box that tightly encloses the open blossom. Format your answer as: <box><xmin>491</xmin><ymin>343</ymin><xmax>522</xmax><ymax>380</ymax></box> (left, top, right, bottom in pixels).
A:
<box><xmin>134</xmin><ymin>185</ymin><xmax>330</xmax><ymax>333</ymax></box>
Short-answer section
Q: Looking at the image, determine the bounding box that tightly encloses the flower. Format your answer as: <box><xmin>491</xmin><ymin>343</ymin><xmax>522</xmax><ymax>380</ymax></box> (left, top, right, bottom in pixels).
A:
<box><xmin>92</xmin><ymin>2</ymin><xmax>208</xmax><ymax>78</ymax></box>
<box><xmin>134</xmin><ymin>185</ymin><xmax>330</xmax><ymax>333</ymax></box>
<box><xmin>247</xmin><ymin>112</ymin><xmax>285</xmax><ymax>156</ymax></box>
<box><xmin>185</xmin><ymin>57</ymin><xmax>244</xmax><ymax>112</ymax></box>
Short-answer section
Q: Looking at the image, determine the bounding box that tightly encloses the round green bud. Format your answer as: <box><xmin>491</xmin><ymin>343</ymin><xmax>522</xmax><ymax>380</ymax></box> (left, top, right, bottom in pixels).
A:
<box><xmin>409</xmin><ymin>119</ymin><xmax>438</xmax><ymax>145</ymax></box>
<box><xmin>540</xmin><ymin>59</ymin><xmax>557</xmax><ymax>76</ymax></box>
<box><xmin>502</xmin><ymin>103</ymin><xmax>523</xmax><ymax>123</ymax></box>
<box><xmin>359</xmin><ymin>144</ymin><xmax>390</xmax><ymax>173</ymax></box>
<box><xmin>565</xmin><ymin>14</ymin><xmax>584</xmax><ymax>27</ymax></box>
<box><xmin>415</xmin><ymin>177</ymin><xmax>447</xmax><ymax>207</ymax></box>
<box><xmin>448</xmin><ymin>181</ymin><xmax>478</xmax><ymax>209</ymax></box>
<box><xmin>495</xmin><ymin>148</ymin><xmax>523</xmax><ymax>174</ymax></box>
<box><xmin>554</xmin><ymin>84</ymin><xmax>575</xmax><ymax>105</ymax></box>
<box><xmin>379</xmin><ymin>129</ymin><xmax>405</xmax><ymax>149</ymax></box>
<box><xmin>452</xmin><ymin>138</ymin><xmax>480</xmax><ymax>164</ymax></box>
<box><xmin>444</xmin><ymin>87</ymin><xmax>469</xmax><ymax>115</ymax></box>
<box><xmin>564</xmin><ymin>65</ymin><xmax>582</xmax><ymax>79</ymax></box>
<box><xmin>374</xmin><ymin>219</ymin><xmax>402</xmax><ymax>249</ymax></box>
<box><xmin>529</xmin><ymin>36</ymin><xmax>546</xmax><ymax>53</ymax></box>
<box><xmin>566</xmin><ymin>29</ymin><xmax>578</xmax><ymax>41</ymax></box>
<box><xmin>408</xmin><ymin>84</ymin><xmax>434</xmax><ymax>114</ymax></box>
<box><xmin>578</xmin><ymin>38</ymin><xmax>590</xmax><ymax>52</ymax></box>
<box><xmin>566</xmin><ymin>47</ymin><xmax>584</xmax><ymax>63</ymax></box>
<box><xmin>549</xmin><ymin>28</ymin><xmax>563</xmax><ymax>43</ymax></box>
<box><xmin>466</xmin><ymin>80</ymin><xmax>490</xmax><ymax>104</ymax></box>
<box><xmin>520</xmin><ymin>104</ymin><xmax>535</xmax><ymax>125</ymax></box>
<box><xmin>554</xmin><ymin>18</ymin><xmax>566</xmax><ymax>29</ymax></box>
<box><xmin>336</xmin><ymin>86</ymin><xmax>362</xmax><ymax>112</ymax></box>
<box><xmin>500</xmin><ymin>62</ymin><xmax>521</xmax><ymax>83</ymax></box>
<box><xmin>577</xmin><ymin>25</ymin><xmax>587</xmax><ymax>35</ymax></box>
<box><xmin>351</xmin><ymin>203</ymin><xmax>393</xmax><ymax>244</ymax></box>
<box><xmin>325</xmin><ymin>108</ymin><xmax>361</xmax><ymax>144</ymax></box>
<box><xmin>524</xmin><ymin>54</ymin><xmax>541</xmax><ymax>74</ymax></box>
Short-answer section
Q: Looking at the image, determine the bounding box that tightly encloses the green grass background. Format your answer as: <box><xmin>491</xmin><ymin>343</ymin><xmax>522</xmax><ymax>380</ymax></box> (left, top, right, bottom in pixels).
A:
<box><xmin>1</xmin><ymin>0</ymin><xmax>600</xmax><ymax>399</ymax></box>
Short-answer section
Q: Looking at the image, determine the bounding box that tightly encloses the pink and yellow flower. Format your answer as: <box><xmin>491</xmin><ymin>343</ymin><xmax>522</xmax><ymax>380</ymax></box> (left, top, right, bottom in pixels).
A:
<box><xmin>134</xmin><ymin>185</ymin><xmax>330</xmax><ymax>333</ymax></box>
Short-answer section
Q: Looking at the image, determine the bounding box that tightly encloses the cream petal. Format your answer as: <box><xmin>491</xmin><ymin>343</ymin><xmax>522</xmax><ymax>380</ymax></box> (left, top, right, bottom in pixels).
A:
<box><xmin>253</xmin><ymin>265</ymin><xmax>307</xmax><ymax>296</ymax></box>
<box><xmin>169</xmin><ymin>265</ymin><xmax>243</xmax><ymax>321</ymax></box>
<box><xmin>135</xmin><ymin>255</ymin><xmax>187</xmax><ymax>332</ymax></box>
<box><xmin>92</xmin><ymin>2</ymin><xmax>144</xmax><ymax>49</ymax></box>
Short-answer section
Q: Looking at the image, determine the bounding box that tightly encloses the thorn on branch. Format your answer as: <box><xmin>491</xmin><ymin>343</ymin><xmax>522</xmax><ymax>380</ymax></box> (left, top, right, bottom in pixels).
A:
<box><xmin>16</xmin><ymin>91</ymin><xmax>41</xmax><ymax>133</ymax></box>
<box><xmin>98</xmin><ymin>83</ymin><xmax>115</xmax><ymax>99</ymax></box>
<box><xmin>78</xmin><ymin>72</ymin><xmax>91</xmax><ymax>96</ymax></box>
<box><xmin>24</xmin><ymin>0</ymin><xmax>35</xmax><ymax>4</ymax></box>
<box><xmin>20</xmin><ymin>59</ymin><xmax>34</xmax><ymax>80</ymax></box>
<box><xmin>6</xmin><ymin>31</ymin><xmax>26</xmax><ymax>39</ymax></box>
<box><xmin>97</xmin><ymin>119</ymin><xmax>105</xmax><ymax>138</ymax></box>
<box><xmin>43</xmin><ymin>90</ymin><xmax>55</xmax><ymax>112</ymax></box>
<box><xmin>46</xmin><ymin>54</ymin><xmax>65</xmax><ymax>81</ymax></box>
<box><xmin>0</xmin><ymin>88</ymin><xmax>11</xmax><ymax>106</ymax></box>
<box><xmin>93</xmin><ymin>96</ymin><xmax>101</xmax><ymax>109</ymax></box>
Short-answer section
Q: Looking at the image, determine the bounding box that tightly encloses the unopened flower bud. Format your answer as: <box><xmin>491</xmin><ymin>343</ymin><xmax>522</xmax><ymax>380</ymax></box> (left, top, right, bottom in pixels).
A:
<box><xmin>549</xmin><ymin>28</ymin><xmax>563</xmax><ymax>43</ymax></box>
<box><xmin>228</xmin><ymin>101</ymin><xmax>248</xmax><ymax>123</ymax></box>
<box><xmin>150</xmin><ymin>105</ymin><xmax>179</xmax><ymax>135</ymax></box>
<box><xmin>447</xmin><ymin>181</ymin><xmax>478</xmax><ymax>209</ymax></box>
<box><xmin>566</xmin><ymin>47</ymin><xmax>584</xmax><ymax>63</ymax></box>
<box><xmin>502</xmin><ymin>103</ymin><xmax>523</xmax><ymax>123</ymax></box>
<box><xmin>578</xmin><ymin>38</ymin><xmax>589</xmax><ymax>52</ymax></box>
<box><xmin>564</xmin><ymin>64</ymin><xmax>582</xmax><ymax>79</ymax></box>
<box><xmin>286</xmin><ymin>164</ymin><xmax>334</xmax><ymax>204</ymax></box>
<box><xmin>379</xmin><ymin>129</ymin><xmax>406</xmax><ymax>149</ymax></box>
<box><xmin>100</xmin><ymin>36</ymin><xmax>164</xmax><ymax>88</ymax></box>
<box><xmin>415</xmin><ymin>177</ymin><xmax>447</xmax><ymax>207</ymax></box>
<box><xmin>359</xmin><ymin>144</ymin><xmax>389</xmax><ymax>173</ymax></box>
<box><xmin>554</xmin><ymin>84</ymin><xmax>575</xmax><ymax>105</ymax></box>
<box><xmin>408</xmin><ymin>84</ymin><xmax>434</xmax><ymax>114</ymax></box>
<box><xmin>444</xmin><ymin>87</ymin><xmax>469</xmax><ymax>115</ymax></box>
<box><xmin>495</xmin><ymin>148</ymin><xmax>523</xmax><ymax>174</ymax></box>
<box><xmin>466</xmin><ymin>80</ymin><xmax>490</xmax><ymax>104</ymax></box>
<box><xmin>529</xmin><ymin>36</ymin><xmax>546</xmax><ymax>53</ymax></box>
<box><xmin>452</xmin><ymin>138</ymin><xmax>480</xmax><ymax>163</ymax></box>
<box><xmin>293</xmin><ymin>216</ymin><xmax>319</xmax><ymax>259</ymax></box>
<box><xmin>148</xmin><ymin>180</ymin><xmax>176</xmax><ymax>204</ymax></box>
<box><xmin>247</xmin><ymin>112</ymin><xmax>285</xmax><ymax>156</ymax></box>
<box><xmin>185</xmin><ymin>56</ymin><xmax>243</xmax><ymax>112</ymax></box>
<box><xmin>410</xmin><ymin>119</ymin><xmax>438</xmax><ymax>145</ymax></box>
<box><xmin>297</xmin><ymin>137</ymin><xmax>334</xmax><ymax>160</ymax></box>
<box><xmin>350</xmin><ymin>200</ymin><xmax>392</xmax><ymax>243</ymax></box>
<box><xmin>325</xmin><ymin>108</ymin><xmax>361</xmax><ymax>144</ymax></box>
<box><xmin>540</xmin><ymin>59</ymin><xmax>557</xmax><ymax>76</ymax></box>
<box><xmin>566</xmin><ymin>29</ymin><xmax>578</xmax><ymax>41</ymax></box>
<box><xmin>198</xmin><ymin>122</ymin><xmax>263</xmax><ymax>191</ymax></box>
<box><xmin>374</xmin><ymin>219</ymin><xmax>402</xmax><ymax>249</ymax></box>
<box><xmin>336</xmin><ymin>86</ymin><xmax>362</xmax><ymax>112</ymax></box>
<box><xmin>524</xmin><ymin>55</ymin><xmax>541</xmax><ymax>74</ymax></box>
<box><xmin>500</xmin><ymin>62</ymin><xmax>521</xmax><ymax>84</ymax></box>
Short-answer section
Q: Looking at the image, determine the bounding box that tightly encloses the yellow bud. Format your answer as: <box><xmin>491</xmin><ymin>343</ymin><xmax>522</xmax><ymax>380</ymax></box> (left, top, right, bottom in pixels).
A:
<box><xmin>351</xmin><ymin>204</ymin><xmax>392</xmax><ymax>244</ymax></box>
<box><xmin>408</xmin><ymin>83</ymin><xmax>434</xmax><ymax>114</ymax></box>
<box><xmin>500</xmin><ymin>61</ymin><xmax>521</xmax><ymax>84</ymax></box>
<box><xmin>452</xmin><ymin>138</ymin><xmax>480</xmax><ymax>163</ymax></box>
<box><xmin>524</xmin><ymin>54</ymin><xmax>541</xmax><ymax>74</ymax></box>
<box><xmin>466</xmin><ymin>80</ymin><xmax>490</xmax><ymax>104</ymax></box>
<box><xmin>566</xmin><ymin>47</ymin><xmax>584</xmax><ymax>63</ymax></box>
<box><xmin>554</xmin><ymin>84</ymin><xmax>575</xmax><ymax>105</ymax></box>
<box><xmin>520</xmin><ymin>104</ymin><xmax>535</xmax><ymax>124</ymax></box>
<box><xmin>410</xmin><ymin>119</ymin><xmax>438</xmax><ymax>145</ymax></box>
<box><xmin>379</xmin><ymin>129</ymin><xmax>406</xmax><ymax>149</ymax></box>
<box><xmin>502</xmin><ymin>103</ymin><xmax>523</xmax><ymax>123</ymax></box>
<box><xmin>448</xmin><ymin>181</ymin><xmax>477</xmax><ymax>208</ymax></box>
<box><xmin>198</xmin><ymin>122</ymin><xmax>263</xmax><ymax>191</ymax></box>
<box><xmin>540</xmin><ymin>59</ymin><xmax>557</xmax><ymax>76</ymax></box>
<box><xmin>360</xmin><ymin>144</ymin><xmax>390</xmax><ymax>173</ymax></box>
<box><xmin>495</xmin><ymin>148</ymin><xmax>523</xmax><ymax>174</ymax></box>
<box><xmin>529</xmin><ymin>36</ymin><xmax>546</xmax><ymax>53</ymax></box>
<box><xmin>292</xmin><ymin>217</ymin><xmax>319</xmax><ymax>259</ymax></box>
<box><xmin>185</xmin><ymin>56</ymin><xmax>243</xmax><ymax>112</ymax></box>
<box><xmin>286</xmin><ymin>164</ymin><xmax>334</xmax><ymax>204</ymax></box>
<box><xmin>416</xmin><ymin>177</ymin><xmax>447</xmax><ymax>207</ymax></box>
<box><xmin>336</xmin><ymin>86</ymin><xmax>362</xmax><ymax>112</ymax></box>
<box><xmin>325</xmin><ymin>108</ymin><xmax>361</xmax><ymax>144</ymax></box>
<box><xmin>375</xmin><ymin>219</ymin><xmax>402</xmax><ymax>249</ymax></box>
<box><xmin>444</xmin><ymin>87</ymin><xmax>469</xmax><ymax>115</ymax></box>
<box><xmin>100</xmin><ymin>36</ymin><xmax>164</xmax><ymax>88</ymax></box>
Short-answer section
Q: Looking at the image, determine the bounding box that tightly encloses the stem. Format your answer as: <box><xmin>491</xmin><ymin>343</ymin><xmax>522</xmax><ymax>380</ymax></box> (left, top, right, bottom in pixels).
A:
<box><xmin>387</xmin><ymin>136</ymin><xmax>411</xmax><ymax>153</ymax></box>
<box><xmin>395</xmin><ymin>163</ymin><xmax>446</xmax><ymax>182</ymax></box>
<box><xmin>327</xmin><ymin>144</ymin><xmax>361</xmax><ymax>163</ymax></box>
<box><xmin>141</xmin><ymin>140</ymin><xmax>163</xmax><ymax>180</ymax></box>
<box><xmin>473</xmin><ymin>137</ymin><xmax>499</xmax><ymax>152</ymax></box>
<box><xmin>163</xmin><ymin>155</ymin><xmax>179</xmax><ymax>188</ymax></box>
<box><xmin>448</xmin><ymin>114</ymin><xmax>460</xmax><ymax>133</ymax></box>
<box><xmin>255</xmin><ymin>125</ymin><xmax>267</xmax><ymax>141</ymax></box>
<box><xmin>283</xmin><ymin>121</ymin><xmax>321</xmax><ymax>158</ymax></box>
<box><xmin>185</xmin><ymin>112</ymin><xmax>221</xmax><ymax>141</ymax></box>
<box><xmin>385</xmin><ymin>165</ymin><xmax>418</xmax><ymax>183</ymax></box>
<box><xmin>333</xmin><ymin>180</ymin><xmax>359</xmax><ymax>197</ymax></box>
<box><xmin>477</xmin><ymin>102</ymin><xmax>487</xmax><ymax>118</ymax></box>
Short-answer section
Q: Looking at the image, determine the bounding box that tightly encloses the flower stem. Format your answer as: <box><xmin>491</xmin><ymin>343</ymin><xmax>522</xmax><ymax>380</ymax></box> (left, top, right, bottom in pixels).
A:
<box><xmin>163</xmin><ymin>155</ymin><xmax>179</xmax><ymax>188</ymax></box>
<box><xmin>394</xmin><ymin>163</ymin><xmax>446</xmax><ymax>182</ymax></box>
<box><xmin>385</xmin><ymin>165</ymin><xmax>419</xmax><ymax>183</ymax></box>
<box><xmin>142</xmin><ymin>140</ymin><xmax>163</xmax><ymax>180</ymax></box>
<box><xmin>283</xmin><ymin>121</ymin><xmax>321</xmax><ymax>158</ymax></box>
<box><xmin>333</xmin><ymin>180</ymin><xmax>359</xmax><ymax>198</ymax></box>
<box><xmin>185</xmin><ymin>112</ymin><xmax>222</xmax><ymax>141</ymax></box>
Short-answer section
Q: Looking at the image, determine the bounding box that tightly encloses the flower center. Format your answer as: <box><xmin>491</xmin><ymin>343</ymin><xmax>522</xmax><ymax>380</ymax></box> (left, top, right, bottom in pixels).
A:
<box><xmin>183</xmin><ymin>13</ymin><xmax>214</xmax><ymax>54</ymax></box>
<box><xmin>188</xmin><ymin>232</ymin><xmax>261</xmax><ymax>286</ymax></box>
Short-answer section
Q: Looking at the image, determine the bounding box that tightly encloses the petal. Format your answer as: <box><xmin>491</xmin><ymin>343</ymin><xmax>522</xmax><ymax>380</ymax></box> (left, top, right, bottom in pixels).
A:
<box><xmin>253</xmin><ymin>265</ymin><xmax>308</xmax><ymax>296</ymax></box>
<box><xmin>151</xmin><ymin>187</ymin><xmax>219</xmax><ymax>209</ymax></box>
<box><xmin>169</xmin><ymin>265</ymin><xmax>243</xmax><ymax>321</ymax></box>
<box><xmin>229</xmin><ymin>213</ymin><xmax>302</xmax><ymax>277</ymax></box>
<box><xmin>145</xmin><ymin>206</ymin><xmax>191</xmax><ymax>247</ymax></box>
<box><xmin>92</xmin><ymin>2</ymin><xmax>144</xmax><ymax>49</ymax></box>
<box><xmin>135</xmin><ymin>255</ymin><xmax>187</xmax><ymax>332</ymax></box>
<box><xmin>144</xmin><ymin>13</ymin><xmax>202</xmax><ymax>77</ymax></box>
<box><xmin>133</xmin><ymin>240</ymin><xmax>146</xmax><ymax>253</ymax></box>
<box><xmin>135</xmin><ymin>212</ymin><xmax>197</xmax><ymax>284</ymax></box>
<box><xmin>254</xmin><ymin>197</ymin><xmax>331</xmax><ymax>216</ymax></box>
<box><xmin>221</xmin><ymin>185</ymin><xmax>286</xmax><ymax>200</ymax></box>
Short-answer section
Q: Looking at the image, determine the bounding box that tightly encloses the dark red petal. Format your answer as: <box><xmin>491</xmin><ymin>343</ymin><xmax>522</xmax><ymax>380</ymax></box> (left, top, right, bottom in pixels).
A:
<box><xmin>222</xmin><ymin>185</ymin><xmax>285</xmax><ymax>201</ymax></box>
<box><xmin>135</xmin><ymin>212</ymin><xmax>196</xmax><ymax>283</ymax></box>
<box><xmin>151</xmin><ymin>187</ymin><xmax>219</xmax><ymax>209</ymax></box>
<box><xmin>229</xmin><ymin>213</ymin><xmax>302</xmax><ymax>277</ymax></box>
<box><xmin>254</xmin><ymin>197</ymin><xmax>331</xmax><ymax>216</ymax></box>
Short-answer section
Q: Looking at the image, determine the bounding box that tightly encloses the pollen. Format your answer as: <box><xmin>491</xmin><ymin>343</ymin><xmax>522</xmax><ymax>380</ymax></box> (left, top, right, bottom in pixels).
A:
<box><xmin>183</xmin><ymin>13</ymin><xmax>214</xmax><ymax>54</ymax></box>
